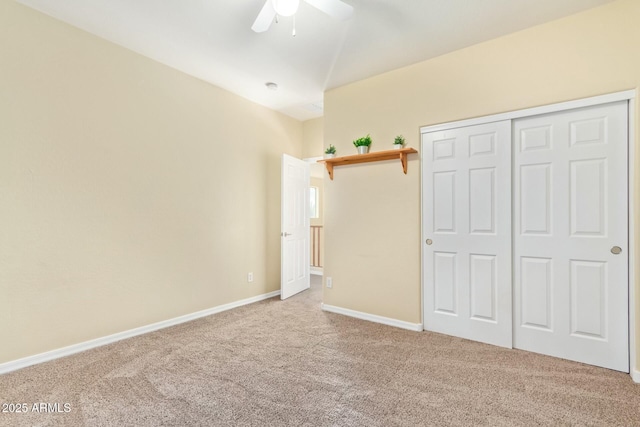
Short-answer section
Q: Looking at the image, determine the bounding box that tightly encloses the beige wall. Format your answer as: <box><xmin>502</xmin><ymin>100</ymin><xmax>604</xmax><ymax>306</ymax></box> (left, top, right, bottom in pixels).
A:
<box><xmin>323</xmin><ymin>0</ymin><xmax>640</xmax><ymax>364</ymax></box>
<box><xmin>0</xmin><ymin>1</ymin><xmax>302</xmax><ymax>364</ymax></box>
<box><xmin>302</xmin><ymin>117</ymin><xmax>324</xmax><ymax>159</ymax></box>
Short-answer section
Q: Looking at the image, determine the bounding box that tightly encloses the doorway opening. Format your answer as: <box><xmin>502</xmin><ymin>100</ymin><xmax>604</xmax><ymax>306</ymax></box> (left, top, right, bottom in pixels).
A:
<box><xmin>306</xmin><ymin>157</ymin><xmax>325</xmax><ymax>277</ymax></box>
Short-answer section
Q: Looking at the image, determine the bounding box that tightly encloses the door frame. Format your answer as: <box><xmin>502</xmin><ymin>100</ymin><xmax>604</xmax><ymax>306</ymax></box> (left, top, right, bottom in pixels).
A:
<box><xmin>420</xmin><ymin>89</ymin><xmax>637</xmax><ymax>381</ymax></box>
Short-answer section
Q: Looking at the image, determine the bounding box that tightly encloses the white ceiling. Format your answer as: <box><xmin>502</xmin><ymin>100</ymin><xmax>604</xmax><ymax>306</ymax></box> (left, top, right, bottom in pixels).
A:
<box><xmin>16</xmin><ymin>0</ymin><xmax>614</xmax><ymax>121</ymax></box>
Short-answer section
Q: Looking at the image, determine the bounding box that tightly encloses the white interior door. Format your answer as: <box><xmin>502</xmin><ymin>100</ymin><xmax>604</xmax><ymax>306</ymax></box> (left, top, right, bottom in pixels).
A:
<box><xmin>513</xmin><ymin>101</ymin><xmax>629</xmax><ymax>372</ymax></box>
<box><xmin>281</xmin><ymin>154</ymin><xmax>310</xmax><ymax>300</ymax></box>
<box><xmin>423</xmin><ymin>120</ymin><xmax>512</xmax><ymax>348</ymax></box>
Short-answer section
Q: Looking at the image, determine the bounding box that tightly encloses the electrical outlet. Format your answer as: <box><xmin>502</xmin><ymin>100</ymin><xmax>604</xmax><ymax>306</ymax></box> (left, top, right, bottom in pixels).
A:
<box><xmin>247</xmin><ymin>272</ymin><xmax>254</xmax><ymax>282</ymax></box>
<box><xmin>326</xmin><ymin>277</ymin><xmax>332</xmax><ymax>288</ymax></box>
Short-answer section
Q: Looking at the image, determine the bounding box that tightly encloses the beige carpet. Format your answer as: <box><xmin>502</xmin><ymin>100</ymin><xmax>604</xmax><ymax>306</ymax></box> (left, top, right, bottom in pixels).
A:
<box><xmin>1</xmin><ymin>276</ymin><xmax>639</xmax><ymax>426</ymax></box>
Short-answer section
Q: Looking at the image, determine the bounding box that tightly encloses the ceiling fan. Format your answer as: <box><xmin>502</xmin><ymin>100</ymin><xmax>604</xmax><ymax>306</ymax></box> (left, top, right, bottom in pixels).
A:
<box><xmin>251</xmin><ymin>0</ymin><xmax>353</xmax><ymax>33</ymax></box>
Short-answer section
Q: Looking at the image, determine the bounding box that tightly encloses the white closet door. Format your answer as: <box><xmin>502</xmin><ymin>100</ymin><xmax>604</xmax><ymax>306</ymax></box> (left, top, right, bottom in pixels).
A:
<box><xmin>513</xmin><ymin>101</ymin><xmax>629</xmax><ymax>372</ymax></box>
<box><xmin>423</xmin><ymin>121</ymin><xmax>512</xmax><ymax>348</ymax></box>
<box><xmin>281</xmin><ymin>154</ymin><xmax>310</xmax><ymax>300</ymax></box>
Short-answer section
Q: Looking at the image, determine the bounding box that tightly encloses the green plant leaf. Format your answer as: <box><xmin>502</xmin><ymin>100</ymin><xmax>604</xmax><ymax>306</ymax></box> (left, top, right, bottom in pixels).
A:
<box><xmin>353</xmin><ymin>134</ymin><xmax>372</xmax><ymax>147</ymax></box>
<box><xmin>325</xmin><ymin>144</ymin><xmax>336</xmax><ymax>154</ymax></box>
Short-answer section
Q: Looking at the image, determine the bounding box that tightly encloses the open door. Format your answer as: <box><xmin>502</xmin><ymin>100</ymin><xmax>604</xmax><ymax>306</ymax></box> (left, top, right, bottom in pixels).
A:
<box><xmin>281</xmin><ymin>154</ymin><xmax>310</xmax><ymax>299</ymax></box>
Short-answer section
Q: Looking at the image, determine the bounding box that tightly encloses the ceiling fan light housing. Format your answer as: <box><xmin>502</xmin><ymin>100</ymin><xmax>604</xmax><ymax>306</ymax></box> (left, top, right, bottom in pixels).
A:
<box><xmin>271</xmin><ymin>0</ymin><xmax>300</xmax><ymax>17</ymax></box>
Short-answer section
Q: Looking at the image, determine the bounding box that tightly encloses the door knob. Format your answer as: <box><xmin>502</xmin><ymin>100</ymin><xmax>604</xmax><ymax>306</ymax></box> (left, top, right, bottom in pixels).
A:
<box><xmin>611</xmin><ymin>246</ymin><xmax>622</xmax><ymax>254</ymax></box>
<box><xmin>282</xmin><ymin>232</ymin><xmax>292</xmax><ymax>237</ymax></box>
<box><xmin>426</xmin><ymin>239</ymin><xmax>433</xmax><ymax>245</ymax></box>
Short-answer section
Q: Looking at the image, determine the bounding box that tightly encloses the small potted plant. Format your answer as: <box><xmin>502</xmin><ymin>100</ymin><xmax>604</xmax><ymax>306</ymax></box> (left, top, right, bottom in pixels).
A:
<box><xmin>393</xmin><ymin>135</ymin><xmax>405</xmax><ymax>149</ymax></box>
<box><xmin>324</xmin><ymin>145</ymin><xmax>337</xmax><ymax>159</ymax></box>
<box><xmin>353</xmin><ymin>134</ymin><xmax>372</xmax><ymax>154</ymax></box>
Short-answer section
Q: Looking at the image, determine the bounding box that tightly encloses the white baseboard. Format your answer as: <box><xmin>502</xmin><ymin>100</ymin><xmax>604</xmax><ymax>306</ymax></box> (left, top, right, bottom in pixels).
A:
<box><xmin>310</xmin><ymin>267</ymin><xmax>323</xmax><ymax>276</ymax></box>
<box><xmin>321</xmin><ymin>303</ymin><xmax>422</xmax><ymax>332</ymax></box>
<box><xmin>0</xmin><ymin>290</ymin><xmax>281</xmax><ymax>375</ymax></box>
<box><xmin>631</xmin><ymin>367</ymin><xmax>640</xmax><ymax>383</ymax></box>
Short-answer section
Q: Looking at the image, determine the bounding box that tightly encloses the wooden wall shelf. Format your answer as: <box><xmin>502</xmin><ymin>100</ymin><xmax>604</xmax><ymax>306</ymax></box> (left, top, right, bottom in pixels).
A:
<box><xmin>318</xmin><ymin>147</ymin><xmax>418</xmax><ymax>180</ymax></box>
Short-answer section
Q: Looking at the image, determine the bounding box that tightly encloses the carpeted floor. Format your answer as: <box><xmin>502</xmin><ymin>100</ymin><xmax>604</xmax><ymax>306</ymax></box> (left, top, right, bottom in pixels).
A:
<box><xmin>1</xmin><ymin>275</ymin><xmax>639</xmax><ymax>426</ymax></box>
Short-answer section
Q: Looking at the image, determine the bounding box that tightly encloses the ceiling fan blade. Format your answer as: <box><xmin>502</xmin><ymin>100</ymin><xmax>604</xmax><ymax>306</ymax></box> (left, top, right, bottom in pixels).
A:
<box><xmin>303</xmin><ymin>0</ymin><xmax>353</xmax><ymax>21</ymax></box>
<box><xmin>251</xmin><ymin>0</ymin><xmax>277</xmax><ymax>33</ymax></box>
